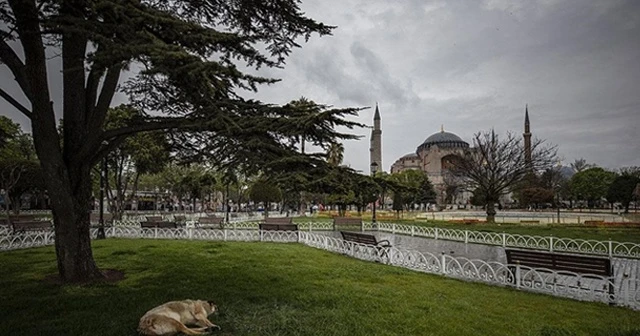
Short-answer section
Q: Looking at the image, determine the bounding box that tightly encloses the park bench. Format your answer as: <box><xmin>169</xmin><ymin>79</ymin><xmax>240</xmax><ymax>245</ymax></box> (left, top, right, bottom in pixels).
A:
<box><xmin>196</xmin><ymin>216</ymin><xmax>224</xmax><ymax>229</ymax></box>
<box><xmin>333</xmin><ymin>217</ymin><xmax>363</xmax><ymax>231</ymax></box>
<box><xmin>261</xmin><ymin>217</ymin><xmax>293</xmax><ymax>225</ymax></box>
<box><xmin>145</xmin><ymin>216</ymin><xmax>164</xmax><ymax>222</ymax></box>
<box><xmin>505</xmin><ymin>249</ymin><xmax>614</xmax><ymax>298</ymax></box>
<box><xmin>8</xmin><ymin>215</ymin><xmax>40</xmax><ymax>222</ymax></box>
<box><xmin>341</xmin><ymin>231</ymin><xmax>392</xmax><ymax>262</ymax></box>
<box><xmin>340</xmin><ymin>231</ymin><xmax>391</xmax><ymax>248</ymax></box>
<box><xmin>506</xmin><ymin>249</ymin><xmax>612</xmax><ymax>276</ymax></box>
<box><xmin>259</xmin><ymin>223</ymin><xmax>299</xmax><ymax>231</ymax></box>
<box><xmin>140</xmin><ymin>221</ymin><xmax>177</xmax><ymax>229</ymax></box>
<box><xmin>12</xmin><ymin>220</ymin><xmax>52</xmax><ymax>234</ymax></box>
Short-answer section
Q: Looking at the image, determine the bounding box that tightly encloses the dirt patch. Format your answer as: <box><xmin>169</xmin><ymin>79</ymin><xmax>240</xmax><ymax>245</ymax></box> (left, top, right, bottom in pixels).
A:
<box><xmin>44</xmin><ymin>269</ymin><xmax>125</xmax><ymax>285</ymax></box>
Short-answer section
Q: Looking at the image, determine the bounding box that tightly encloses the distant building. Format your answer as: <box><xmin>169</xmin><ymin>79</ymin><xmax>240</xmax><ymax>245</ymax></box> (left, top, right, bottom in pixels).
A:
<box><xmin>379</xmin><ymin>106</ymin><xmax>533</xmax><ymax>206</ymax></box>
<box><xmin>390</xmin><ymin>125</ymin><xmax>470</xmax><ymax>205</ymax></box>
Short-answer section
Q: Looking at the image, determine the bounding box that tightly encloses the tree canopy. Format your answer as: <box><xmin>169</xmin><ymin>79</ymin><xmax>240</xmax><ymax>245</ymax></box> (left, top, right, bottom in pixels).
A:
<box><xmin>606</xmin><ymin>174</ymin><xmax>640</xmax><ymax>213</ymax></box>
<box><xmin>569</xmin><ymin>167</ymin><xmax>616</xmax><ymax>208</ymax></box>
<box><xmin>0</xmin><ymin>0</ymin><xmax>363</xmax><ymax>283</ymax></box>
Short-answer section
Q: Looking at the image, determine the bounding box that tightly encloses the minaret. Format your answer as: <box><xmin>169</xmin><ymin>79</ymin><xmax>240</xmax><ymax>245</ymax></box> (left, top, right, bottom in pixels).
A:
<box><xmin>369</xmin><ymin>103</ymin><xmax>382</xmax><ymax>174</ymax></box>
<box><xmin>523</xmin><ymin>104</ymin><xmax>532</xmax><ymax>165</ymax></box>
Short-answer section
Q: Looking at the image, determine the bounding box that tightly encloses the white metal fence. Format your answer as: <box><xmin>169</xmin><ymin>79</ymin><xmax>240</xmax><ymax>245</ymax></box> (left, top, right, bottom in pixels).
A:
<box><xmin>414</xmin><ymin>211</ymin><xmax>629</xmax><ymax>224</ymax></box>
<box><xmin>375</xmin><ymin>222</ymin><xmax>640</xmax><ymax>259</ymax></box>
<box><xmin>1</xmin><ymin>223</ymin><xmax>638</xmax><ymax>310</ymax></box>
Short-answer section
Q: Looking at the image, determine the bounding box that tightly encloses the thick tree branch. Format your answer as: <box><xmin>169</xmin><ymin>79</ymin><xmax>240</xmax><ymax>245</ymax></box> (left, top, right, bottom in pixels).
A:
<box><xmin>0</xmin><ymin>87</ymin><xmax>32</xmax><ymax>118</ymax></box>
<box><xmin>0</xmin><ymin>39</ymin><xmax>32</xmax><ymax>102</ymax></box>
<box><xmin>91</xmin><ymin>64</ymin><xmax>122</xmax><ymax>128</ymax></box>
<box><xmin>85</xmin><ymin>66</ymin><xmax>104</xmax><ymax>120</ymax></box>
<box><xmin>101</xmin><ymin>119</ymin><xmax>201</xmax><ymax>141</ymax></box>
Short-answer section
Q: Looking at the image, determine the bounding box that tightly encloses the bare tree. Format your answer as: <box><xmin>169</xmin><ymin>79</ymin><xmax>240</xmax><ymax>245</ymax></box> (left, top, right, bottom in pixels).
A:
<box><xmin>571</xmin><ymin>158</ymin><xmax>594</xmax><ymax>173</ymax></box>
<box><xmin>452</xmin><ymin>130</ymin><xmax>557</xmax><ymax>222</ymax></box>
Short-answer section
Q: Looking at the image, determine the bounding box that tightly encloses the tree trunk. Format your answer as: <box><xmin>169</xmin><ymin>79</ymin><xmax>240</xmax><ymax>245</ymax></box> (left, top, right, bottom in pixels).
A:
<box><xmin>47</xmin><ymin>162</ymin><xmax>103</xmax><ymax>282</ymax></box>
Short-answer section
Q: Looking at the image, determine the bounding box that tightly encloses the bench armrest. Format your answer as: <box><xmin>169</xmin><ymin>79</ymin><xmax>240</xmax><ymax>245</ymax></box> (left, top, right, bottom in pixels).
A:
<box><xmin>376</xmin><ymin>239</ymin><xmax>391</xmax><ymax>247</ymax></box>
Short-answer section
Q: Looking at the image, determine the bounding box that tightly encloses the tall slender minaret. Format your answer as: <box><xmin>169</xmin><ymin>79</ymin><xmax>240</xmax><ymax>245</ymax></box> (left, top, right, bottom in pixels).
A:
<box><xmin>369</xmin><ymin>103</ymin><xmax>382</xmax><ymax>174</ymax></box>
<box><xmin>523</xmin><ymin>104</ymin><xmax>532</xmax><ymax>165</ymax></box>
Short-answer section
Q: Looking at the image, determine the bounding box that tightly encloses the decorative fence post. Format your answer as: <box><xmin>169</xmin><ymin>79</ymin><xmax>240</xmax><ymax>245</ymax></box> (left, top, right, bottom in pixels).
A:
<box><xmin>440</xmin><ymin>252</ymin><xmax>446</xmax><ymax>275</ymax></box>
<box><xmin>435</xmin><ymin>227</ymin><xmax>439</xmax><ymax>240</ymax></box>
<box><xmin>392</xmin><ymin>224</ymin><xmax>396</xmax><ymax>235</ymax></box>
<box><xmin>608</xmin><ymin>239</ymin><xmax>613</xmax><ymax>258</ymax></box>
<box><xmin>515</xmin><ymin>263</ymin><xmax>521</xmax><ymax>289</ymax></box>
<box><xmin>549</xmin><ymin>236</ymin><xmax>554</xmax><ymax>252</ymax></box>
<box><xmin>154</xmin><ymin>227</ymin><xmax>158</xmax><ymax>239</ymax></box>
<box><xmin>411</xmin><ymin>226</ymin><xmax>415</xmax><ymax>237</ymax></box>
<box><xmin>464</xmin><ymin>230</ymin><xmax>468</xmax><ymax>244</ymax></box>
<box><xmin>502</xmin><ymin>232</ymin><xmax>506</xmax><ymax>247</ymax></box>
<box><xmin>188</xmin><ymin>227</ymin><xmax>193</xmax><ymax>240</ymax></box>
<box><xmin>224</xmin><ymin>229</ymin><xmax>228</xmax><ymax>241</ymax></box>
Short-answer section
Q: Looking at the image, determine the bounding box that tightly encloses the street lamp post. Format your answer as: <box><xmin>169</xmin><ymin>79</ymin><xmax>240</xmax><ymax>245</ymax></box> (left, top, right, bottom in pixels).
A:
<box><xmin>556</xmin><ymin>162</ymin><xmax>562</xmax><ymax>224</ymax></box>
<box><xmin>370</xmin><ymin>162</ymin><xmax>379</xmax><ymax>225</ymax></box>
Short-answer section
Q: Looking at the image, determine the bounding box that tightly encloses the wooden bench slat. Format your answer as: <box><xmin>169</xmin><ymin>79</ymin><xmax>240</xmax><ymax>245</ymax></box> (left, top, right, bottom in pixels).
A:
<box><xmin>262</xmin><ymin>217</ymin><xmax>293</xmax><ymax>225</ymax></box>
<box><xmin>12</xmin><ymin>220</ymin><xmax>52</xmax><ymax>232</ymax></box>
<box><xmin>506</xmin><ymin>249</ymin><xmax>612</xmax><ymax>276</ymax></box>
<box><xmin>198</xmin><ymin>217</ymin><xmax>224</xmax><ymax>225</ymax></box>
<box><xmin>259</xmin><ymin>224</ymin><xmax>298</xmax><ymax>231</ymax></box>
<box><xmin>141</xmin><ymin>221</ymin><xmax>177</xmax><ymax>228</ymax></box>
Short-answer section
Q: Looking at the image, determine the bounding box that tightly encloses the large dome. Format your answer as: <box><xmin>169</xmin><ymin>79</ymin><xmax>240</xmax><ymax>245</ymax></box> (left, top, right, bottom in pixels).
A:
<box><xmin>417</xmin><ymin>130</ymin><xmax>469</xmax><ymax>152</ymax></box>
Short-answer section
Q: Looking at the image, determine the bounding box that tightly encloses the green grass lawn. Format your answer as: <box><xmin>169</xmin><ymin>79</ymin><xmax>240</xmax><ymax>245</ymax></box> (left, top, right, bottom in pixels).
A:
<box><xmin>1</xmin><ymin>239</ymin><xmax>639</xmax><ymax>336</ymax></box>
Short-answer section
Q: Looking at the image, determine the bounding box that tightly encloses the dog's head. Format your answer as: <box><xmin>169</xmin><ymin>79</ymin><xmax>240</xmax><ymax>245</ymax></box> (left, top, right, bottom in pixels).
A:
<box><xmin>205</xmin><ymin>300</ymin><xmax>218</xmax><ymax>315</ymax></box>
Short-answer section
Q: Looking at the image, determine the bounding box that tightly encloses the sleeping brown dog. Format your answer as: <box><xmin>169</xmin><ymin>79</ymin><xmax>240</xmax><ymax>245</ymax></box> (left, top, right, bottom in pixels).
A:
<box><xmin>138</xmin><ymin>299</ymin><xmax>220</xmax><ymax>335</ymax></box>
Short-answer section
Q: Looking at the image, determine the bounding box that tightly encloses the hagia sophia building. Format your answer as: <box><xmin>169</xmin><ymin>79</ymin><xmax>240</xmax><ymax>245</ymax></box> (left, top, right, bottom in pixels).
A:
<box><xmin>369</xmin><ymin>104</ymin><xmax>532</xmax><ymax>206</ymax></box>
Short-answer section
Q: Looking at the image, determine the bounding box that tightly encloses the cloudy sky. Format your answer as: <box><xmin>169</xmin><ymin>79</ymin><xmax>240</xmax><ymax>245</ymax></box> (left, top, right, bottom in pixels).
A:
<box><xmin>248</xmin><ymin>0</ymin><xmax>640</xmax><ymax>173</ymax></box>
<box><xmin>1</xmin><ymin>0</ymin><xmax>639</xmax><ymax>173</ymax></box>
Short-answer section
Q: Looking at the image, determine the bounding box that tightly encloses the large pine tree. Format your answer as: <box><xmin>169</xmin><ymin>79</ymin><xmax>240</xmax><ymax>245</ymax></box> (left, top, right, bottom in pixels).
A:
<box><xmin>0</xmin><ymin>0</ymin><xmax>361</xmax><ymax>283</ymax></box>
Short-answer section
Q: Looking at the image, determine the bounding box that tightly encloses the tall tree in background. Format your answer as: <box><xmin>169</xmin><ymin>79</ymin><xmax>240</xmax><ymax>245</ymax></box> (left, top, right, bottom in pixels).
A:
<box><xmin>569</xmin><ymin>167</ymin><xmax>616</xmax><ymax>208</ymax></box>
<box><xmin>104</xmin><ymin>105</ymin><xmax>170</xmax><ymax>219</ymax></box>
<box><xmin>249</xmin><ymin>178</ymin><xmax>282</xmax><ymax>218</ymax></box>
<box><xmin>451</xmin><ymin>130</ymin><xmax>557</xmax><ymax>222</ymax></box>
<box><xmin>388</xmin><ymin>170</ymin><xmax>436</xmax><ymax>210</ymax></box>
<box><xmin>326</xmin><ymin>142</ymin><xmax>345</xmax><ymax>167</ymax></box>
<box><xmin>0</xmin><ymin>0</ymin><xmax>362</xmax><ymax>283</ymax></box>
<box><xmin>606</xmin><ymin>174</ymin><xmax>639</xmax><ymax>213</ymax></box>
<box><xmin>571</xmin><ymin>158</ymin><xmax>595</xmax><ymax>173</ymax></box>
<box><xmin>0</xmin><ymin>116</ymin><xmax>42</xmax><ymax>214</ymax></box>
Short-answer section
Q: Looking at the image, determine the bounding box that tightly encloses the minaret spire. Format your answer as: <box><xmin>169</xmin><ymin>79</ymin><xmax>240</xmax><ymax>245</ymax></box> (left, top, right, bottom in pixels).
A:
<box><xmin>370</xmin><ymin>103</ymin><xmax>382</xmax><ymax>174</ymax></box>
<box><xmin>523</xmin><ymin>104</ymin><xmax>532</xmax><ymax>165</ymax></box>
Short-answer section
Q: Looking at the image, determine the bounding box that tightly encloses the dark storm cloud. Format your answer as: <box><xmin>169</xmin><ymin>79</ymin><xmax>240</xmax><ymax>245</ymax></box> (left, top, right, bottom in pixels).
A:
<box><xmin>1</xmin><ymin>0</ymin><xmax>638</xmax><ymax>172</ymax></box>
